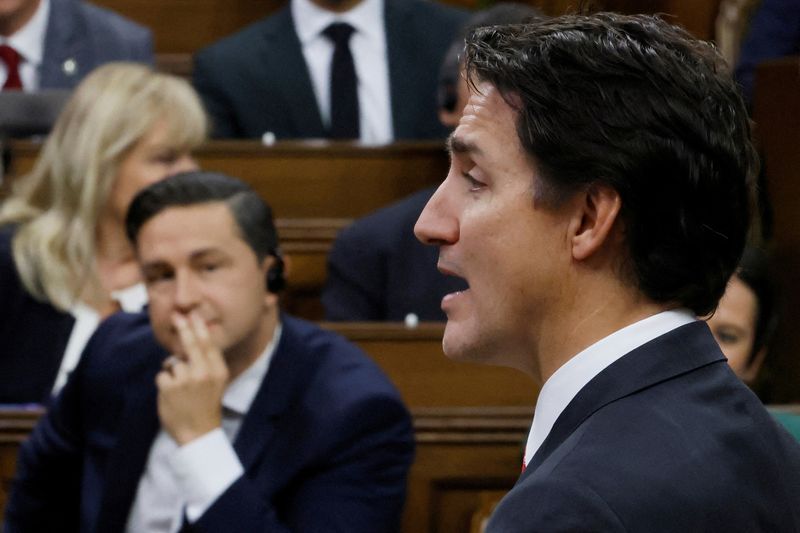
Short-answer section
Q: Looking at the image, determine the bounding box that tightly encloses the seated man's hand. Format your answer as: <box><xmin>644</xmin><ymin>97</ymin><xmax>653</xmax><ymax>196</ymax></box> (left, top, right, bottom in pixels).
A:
<box><xmin>156</xmin><ymin>312</ymin><xmax>229</xmax><ymax>445</ymax></box>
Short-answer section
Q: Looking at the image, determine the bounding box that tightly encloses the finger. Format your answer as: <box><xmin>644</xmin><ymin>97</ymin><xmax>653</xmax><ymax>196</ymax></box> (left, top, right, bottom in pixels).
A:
<box><xmin>173</xmin><ymin>313</ymin><xmax>202</xmax><ymax>366</ymax></box>
<box><xmin>188</xmin><ymin>311</ymin><xmax>227</xmax><ymax>376</ymax></box>
<box><xmin>189</xmin><ymin>311</ymin><xmax>215</xmax><ymax>365</ymax></box>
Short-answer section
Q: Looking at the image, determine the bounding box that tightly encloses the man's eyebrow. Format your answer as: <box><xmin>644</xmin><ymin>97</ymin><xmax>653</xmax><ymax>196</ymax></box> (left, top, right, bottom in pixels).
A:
<box><xmin>447</xmin><ymin>134</ymin><xmax>480</xmax><ymax>157</ymax></box>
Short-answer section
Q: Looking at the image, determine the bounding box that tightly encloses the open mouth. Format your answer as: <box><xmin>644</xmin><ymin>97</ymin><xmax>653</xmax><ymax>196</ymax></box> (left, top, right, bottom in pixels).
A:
<box><xmin>437</xmin><ymin>263</ymin><xmax>470</xmax><ymax>310</ymax></box>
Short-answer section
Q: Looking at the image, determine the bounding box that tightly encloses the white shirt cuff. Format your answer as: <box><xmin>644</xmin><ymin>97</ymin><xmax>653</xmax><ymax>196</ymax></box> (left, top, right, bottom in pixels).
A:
<box><xmin>169</xmin><ymin>428</ymin><xmax>244</xmax><ymax>522</ymax></box>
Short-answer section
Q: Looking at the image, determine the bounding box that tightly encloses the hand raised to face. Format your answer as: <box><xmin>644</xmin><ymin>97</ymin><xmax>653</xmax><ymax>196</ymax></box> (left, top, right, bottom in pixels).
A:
<box><xmin>155</xmin><ymin>311</ymin><xmax>229</xmax><ymax>446</ymax></box>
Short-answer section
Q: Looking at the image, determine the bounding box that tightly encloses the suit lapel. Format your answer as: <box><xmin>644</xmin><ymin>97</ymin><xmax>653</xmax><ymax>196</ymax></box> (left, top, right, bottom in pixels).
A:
<box><xmin>94</xmin><ymin>359</ymin><xmax>161</xmax><ymax>533</ymax></box>
<box><xmin>259</xmin><ymin>9</ymin><xmax>326</xmax><ymax>137</ymax></box>
<box><xmin>40</xmin><ymin>0</ymin><xmax>88</xmax><ymax>89</ymax></box>
<box><xmin>233</xmin><ymin>316</ymin><xmax>306</xmax><ymax>471</ymax></box>
<box><xmin>524</xmin><ymin>321</ymin><xmax>726</xmax><ymax>474</ymax></box>
<box><xmin>383</xmin><ymin>0</ymin><xmax>417</xmax><ymax>139</ymax></box>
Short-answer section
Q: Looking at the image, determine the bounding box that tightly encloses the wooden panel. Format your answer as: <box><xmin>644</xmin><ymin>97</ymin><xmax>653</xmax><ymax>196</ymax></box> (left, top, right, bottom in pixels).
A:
<box><xmin>90</xmin><ymin>0</ymin><xmax>718</xmax><ymax>55</ymax></box>
<box><xmin>752</xmin><ymin>57</ymin><xmax>800</xmax><ymax>403</ymax></box>
<box><xmin>5</xmin><ymin>140</ymin><xmax>449</xmax><ymax>219</ymax></box>
<box><xmin>0</xmin><ymin>406</ymin><xmax>530</xmax><ymax>532</ymax></box>
<box><xmin>328</xmin><ymin>323</ymin><xmax>540</xmax><ymax>409</ymax></box>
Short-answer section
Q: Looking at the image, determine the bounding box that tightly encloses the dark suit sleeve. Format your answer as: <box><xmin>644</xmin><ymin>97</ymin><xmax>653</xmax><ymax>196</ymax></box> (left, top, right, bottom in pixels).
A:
<box><xmin>322</xmin><ymin>222</ymin><xmax>387</xmax><ymax>320</ymax></box>
<box><xmin>734</xmin><ymin>0</ymin><xmax>800</xmax><ymax>105</ymax></box>
<box><xmin>3</xmin><ymin>344</ymin><xmax>91</xmax><ymax>532</ymax></box>
<box><xmin>192</xmin><ymin>49</ymin><xmax>239</xmax><ymax>138</ymax></box>
<box><xmin>192</xmin><ymin>395</ymin><xmax>414</xmax><ymax>533</ymax></box>
<box><xmin>486</xmin><ymin>478</ymin><xmax>627</xmax><ymax>533</ymax></box>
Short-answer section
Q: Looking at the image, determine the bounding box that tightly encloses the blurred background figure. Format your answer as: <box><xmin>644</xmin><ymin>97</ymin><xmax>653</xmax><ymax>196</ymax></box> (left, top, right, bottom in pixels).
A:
<box><xmin>734</xmin><ymin>0</ymin><xmax>800</xmax><ymax>107</ymax></box>
<box><xmin>0</xmin><ymin>0</ymin><xmax>153</xmax><ymax>91</ymax></box>
<box><xmin>706</xmin><ymin>246</ymin><xmax>800</xmax><ymax>439</ymax></box>
<box><xmin>707</xmin><ymin>247</ymin><xmax>776</xmax><ymax>385</ymax></box>
<box><xmin>322</xmin><ymin>3</ymin><xmax>544</xmax><ymax>322</ymax></box>
<box><xmin>193</xmin><ymin>0</ymin><xmax>467</xmax><ymax>141</ymax></box>
<box><xmin>0</xmin><ymin>62</ymin><xmax>206</xmax><ymax>404</ymax></box>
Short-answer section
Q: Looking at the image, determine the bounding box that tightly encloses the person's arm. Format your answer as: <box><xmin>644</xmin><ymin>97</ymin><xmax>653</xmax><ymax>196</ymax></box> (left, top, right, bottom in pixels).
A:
<box><xmin>3</xmin><ymin>338</ymin><xmax>90</xmax><ymax>532</ymax></box>
<box><xmin>322</xmin><ymin>223</ymin><xmax>386</xmax><ymax>320</ymax></box>
<box><xmin>192</xmin><ymin>49</ymin><xmax>239</xmax><ymax>138</ymax></box>
<box><xmin>194</xmin><ymin>394</ymin><xmax>414</xmax><ymax>532</ymax></box>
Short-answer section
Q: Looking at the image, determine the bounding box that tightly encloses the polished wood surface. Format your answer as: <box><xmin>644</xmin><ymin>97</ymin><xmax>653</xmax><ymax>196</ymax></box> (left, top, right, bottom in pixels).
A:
<box><xmin>5</xmin><ymin>140</ymin><xmax>448</xmax><ymax>219</ymax></box>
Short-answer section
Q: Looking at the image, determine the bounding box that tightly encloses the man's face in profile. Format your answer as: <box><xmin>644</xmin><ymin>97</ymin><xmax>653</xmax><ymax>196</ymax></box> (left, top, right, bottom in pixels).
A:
<box><xmin>136</xmin><ymin>202</ymin><xmax>274</xmax><ymax>363</ymax></box>
<box><xmin>415</xmin><ymin>81</ymin><xmax>574</xmax><ymax>370</ymax></box>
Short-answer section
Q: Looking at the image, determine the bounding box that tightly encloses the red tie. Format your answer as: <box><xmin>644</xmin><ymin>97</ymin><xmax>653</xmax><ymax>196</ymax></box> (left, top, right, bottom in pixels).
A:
<box><xmin>0</xmin><ymin>44</ymin><xmax>23</xmax><ymax>90</ymax></box>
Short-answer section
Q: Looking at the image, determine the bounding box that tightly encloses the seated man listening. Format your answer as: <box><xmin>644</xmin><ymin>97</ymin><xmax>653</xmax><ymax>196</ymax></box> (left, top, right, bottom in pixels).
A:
<box><xmin>4</xmin><ymin>171</ymin><xmax>415</xmax><ymax>532</ymax></box>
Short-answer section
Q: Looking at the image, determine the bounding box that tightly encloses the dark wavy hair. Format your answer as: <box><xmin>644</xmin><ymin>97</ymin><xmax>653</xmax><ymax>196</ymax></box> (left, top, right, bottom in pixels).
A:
<box><xmin>463</xmin><ymin>13</ymin><xmax>757</xmax><ymax>315</ymax></box>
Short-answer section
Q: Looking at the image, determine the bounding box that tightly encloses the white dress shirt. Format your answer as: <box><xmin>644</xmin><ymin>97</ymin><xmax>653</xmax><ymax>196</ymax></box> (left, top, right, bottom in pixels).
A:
<box><xmin>523</xmin><ymin>309</ymin><xmax>696</xmax><ymax>467</ymax></box>
<box><xmin>0</xmin><ymin>0</ymin><xmax>49</xmax><ymax>91</ymax></box>
<box><xmin>291</xmin><ymin>0</ymin><xmax>393</xmax><ymax>144</ymax></box>
<box><xmin>125</xmin><ymin>323</ymin><xmax>283</xmax><ymax>533</ymax></box>
<box><xmin>53</xmin><ymin>282</ymin><xmax>149</xmax><ymax>394</ymax></box>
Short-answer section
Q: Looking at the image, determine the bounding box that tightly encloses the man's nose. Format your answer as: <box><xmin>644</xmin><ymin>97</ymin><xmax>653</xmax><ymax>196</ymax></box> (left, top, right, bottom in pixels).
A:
<box><xmin>173</xmin><ymin>271</ymin><xmax>201</xmax><ymax>311</ymax></box>
<box><xmin>414</xmin><ymin>180</ymin><xmax>459</xmax><ymax>246</ymax></box>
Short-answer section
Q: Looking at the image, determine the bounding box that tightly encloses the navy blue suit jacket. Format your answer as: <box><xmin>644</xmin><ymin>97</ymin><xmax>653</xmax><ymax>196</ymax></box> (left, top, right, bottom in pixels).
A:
<box><xmin>5</xmin><ymin>312</ymin><xmax>414</xmax><ymax>532</ymax></box>
<box><xmin>322</xmin><ymin>187</ymin><xmax>467</xmax><ymax>321</ymax></box>
<box><xmin>0</xmin><ymin>226</ymin><xmax>74</xmax><ymax>404</ymax></box>
<box><xmin>192</xmin><ymin>0</ymin><xmax>467</xmax><ymax>139</ymax></box>
<box><xmin>40</xmin><ymin>0</ymin><xmax>153</xmax><ymax>89</ymax></box>
<box><xmin>734</xmin><ymin>0</ymin><xmax>800</xmax><ymax>106</ymax></box>
<box><xmin>487</xmin><ymin>322</ymin><xmax>800</xmax><ymax>532</ymax></box>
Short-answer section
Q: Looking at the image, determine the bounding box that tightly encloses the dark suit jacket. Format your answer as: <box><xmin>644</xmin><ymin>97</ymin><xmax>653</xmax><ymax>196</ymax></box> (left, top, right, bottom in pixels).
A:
<box><xmin>0</xmin><ymin>226</ymin><xmax>74</xmax><ymax>404</ymax></box>
<box><xmin>40</xmin><ymin>0</ymin><xmax>153</xmax><ymax>89</ymax></box>
<box><xmin>322</xmin><ymin>187</ymin><xmax>467</xmax><ymax>321</ymax></box>
<box><xmin>734</xmin><ymin>0</ymin><xmax>800</xmax><ymax>106</ymax></box>
<box><xmin>5</xmin><ymin>312</ymin><xmax>414</xmax><ymax>532</ymax></box>
<box><xmin>192</xmin><ymin>0</ymin><xmax>468</xmax><ymax>139</ymax></box>
<box><xmin>487</xmin><ymin>322</ymin><xmax>800</xmax><ymax>532</ymax></box>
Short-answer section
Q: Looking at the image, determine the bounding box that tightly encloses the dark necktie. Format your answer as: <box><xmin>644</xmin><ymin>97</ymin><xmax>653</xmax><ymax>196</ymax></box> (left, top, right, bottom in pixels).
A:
<box><xmin>323</xmin><ymin>22</ymin><xmax>359</xmax><ymax>139</ymax></box>
<box><xmin>0</xmin><ymin>44</ymin><xmax>22</xmax><ymax>90</ymax></box>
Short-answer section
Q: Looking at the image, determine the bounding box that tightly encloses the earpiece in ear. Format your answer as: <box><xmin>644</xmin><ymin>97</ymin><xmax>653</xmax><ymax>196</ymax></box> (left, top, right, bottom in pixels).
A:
<box><xmin>266</xmin><ymin>250</ymin><xmax>286</xmax><ymax>293</ymax></box>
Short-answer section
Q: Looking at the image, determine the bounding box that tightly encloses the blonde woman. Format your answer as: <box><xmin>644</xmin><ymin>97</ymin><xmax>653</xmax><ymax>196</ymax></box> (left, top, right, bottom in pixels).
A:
<box><xmin>0</xmin><ymin>62</ymin><xmax>207</xmax><ymax>403</ymax></box>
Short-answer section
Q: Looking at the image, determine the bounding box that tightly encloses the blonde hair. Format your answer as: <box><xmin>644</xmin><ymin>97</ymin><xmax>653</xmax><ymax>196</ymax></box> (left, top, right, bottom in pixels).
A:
<box><xmin>0</xmin><ymin>62</ymin><xmax>208</xmax><ymax>310</ymax></box>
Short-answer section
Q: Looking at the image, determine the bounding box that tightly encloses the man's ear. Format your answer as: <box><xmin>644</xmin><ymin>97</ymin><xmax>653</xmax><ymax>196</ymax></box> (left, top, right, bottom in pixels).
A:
<box><xmin>261</xmin><ymin>256</ymin><xmax>280</xmax><ymax>308</ymax></box>
<box><xmin>570</xmin><ymin>183</ymin><xmax>622</xmax><ymax>261</ymax></box>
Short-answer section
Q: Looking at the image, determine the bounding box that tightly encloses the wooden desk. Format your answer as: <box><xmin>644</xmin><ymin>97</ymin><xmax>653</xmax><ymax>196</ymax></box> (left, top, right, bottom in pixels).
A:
<box><xmin>6</xmin><ymin>140</ymin><xmax>448</xmax><ymax>219</ymax></box>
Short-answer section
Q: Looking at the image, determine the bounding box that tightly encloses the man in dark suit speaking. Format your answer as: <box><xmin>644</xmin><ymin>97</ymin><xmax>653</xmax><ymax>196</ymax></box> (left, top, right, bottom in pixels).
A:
<box><xmin>193</xmin><ymin>0</ymin><xmax>466</xmax><ymax>141</ymax></box>
<box><xmin>5</xmin><ymin>172</ymin><xmax>414</xmax><ymax>532</ymax></box>
<box><xmin>415</xmin><ymin>13</ymin><xmax>800</xmax><ymax>531</ymax></box>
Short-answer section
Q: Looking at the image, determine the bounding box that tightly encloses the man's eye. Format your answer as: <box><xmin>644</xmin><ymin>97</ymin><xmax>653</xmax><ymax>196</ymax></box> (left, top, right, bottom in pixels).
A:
<box><xmin>463</xmin><ymin>172</ymin><xmax>485</xmax><ymax>191</ymax></box>
<box><xmin>717</xmin><ymin>332</ymin><xmax>740</xmax><ymax>345</ymax></box>
<box><xmin>145</xmin><ymin>271</ymin><xmax>172</xmax><ymax>284</ymax></box>
<box><xmin>201</xmin><ymin>263</ymin><xmax>220</xmax><ymax>272</ymax></box>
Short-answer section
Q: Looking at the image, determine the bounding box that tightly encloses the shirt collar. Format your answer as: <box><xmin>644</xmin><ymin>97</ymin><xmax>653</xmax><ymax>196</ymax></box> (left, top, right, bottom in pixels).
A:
<box><xmin>3</xmin><ymin>0</ymin><xmax>49</xmax><ymax>65</ymax></box>
<box><xmin>524</xmin><ymin>308</ymin><xmax>696</xmax><ymax>465</ymax></box>
<box><xmin>222</xmin><ymin>322</ymin><xmax>283</xmax><ymax>415</ymax></box>
<box><xmin>292</xmin><ymin>0</ymin><xmax>383</xmax><ymax>45</ymax></box>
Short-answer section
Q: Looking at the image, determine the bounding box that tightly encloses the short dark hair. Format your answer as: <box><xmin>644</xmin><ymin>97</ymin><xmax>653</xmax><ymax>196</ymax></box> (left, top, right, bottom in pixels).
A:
<box><xmin>126</xmin><ymin>171</ymin><xmax>284</xmax><ymax>290</ymax></box>
<box><xmin>735</xmin><ymin>247</ymin><xmax>777</xmax><ymax>363</ymax></box>
<box><xmin>464</xmin><ymin>13</ymin><xmax>757</xmax><ymax>315</ymax></box>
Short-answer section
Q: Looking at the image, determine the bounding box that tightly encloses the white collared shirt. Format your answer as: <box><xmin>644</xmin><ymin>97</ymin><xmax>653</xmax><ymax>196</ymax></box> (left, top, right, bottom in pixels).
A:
<box><xmin>0</xmin><ymin>0</ymin><xmax>50</xmax><ymax>91</ymax></box>
<box><xmin>523</xmin><ymin>309</ymin><xmax>696</xmax><ymax>467</ymax></box>
<box><xmin>53</xmin><ymin>282</ymin><xmax>149</xmax><ymax>394</ymax></box>
<box><xmin>291</xmin><ymin>0</ymin><xmax>393</xmax><ymax>144</ymax></box>
<box><xmin>125</xmin><ymin>323</ymin><xmax>283</xmax><ymax>533</ymax></box>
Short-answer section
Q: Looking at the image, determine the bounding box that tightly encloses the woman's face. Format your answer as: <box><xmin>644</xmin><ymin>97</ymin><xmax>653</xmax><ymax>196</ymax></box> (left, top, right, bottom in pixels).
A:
<box><xmin>707</xmin><ymin>274</ymin><xmax>763</xmax><ymax>383</ymax></box>
<box><xmin>108</xmin><ymin>120</ymin><xmax>198</xmax><ymax>222</ymax></box>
